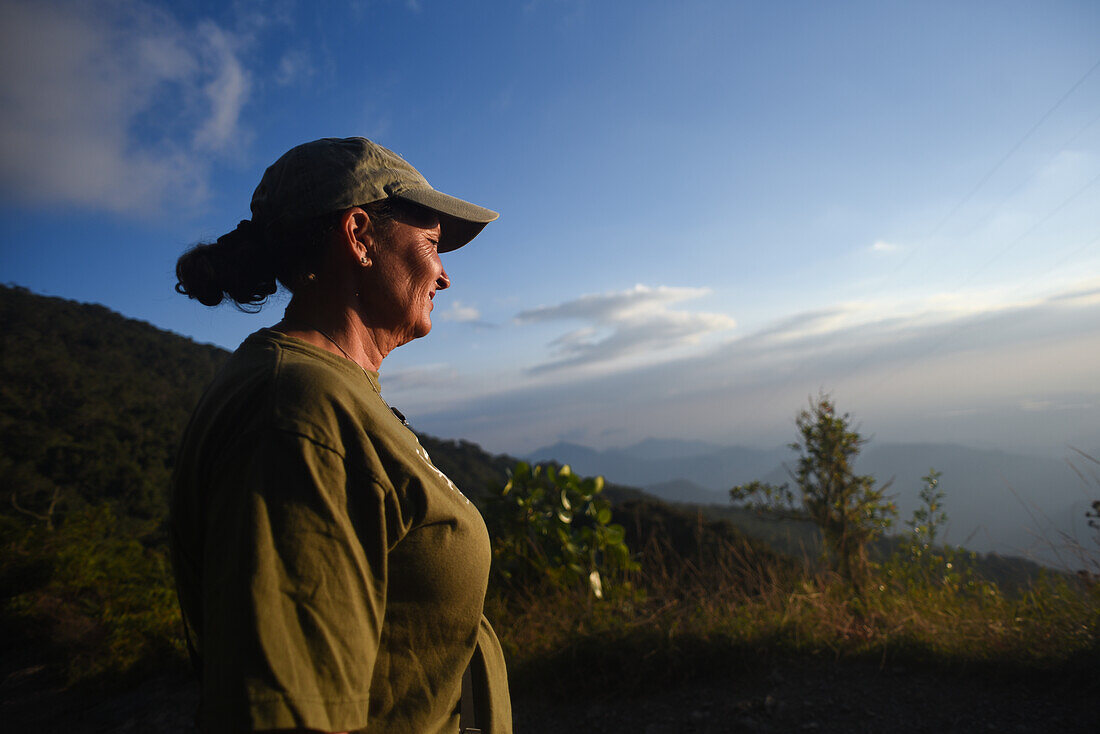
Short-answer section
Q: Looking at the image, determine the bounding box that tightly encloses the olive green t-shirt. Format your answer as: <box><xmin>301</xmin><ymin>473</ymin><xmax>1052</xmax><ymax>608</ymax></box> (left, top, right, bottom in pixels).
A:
<box><xmin>171</xmin><ymin>329</ymin><xmax>511</xmax><ymax>733</ymax></box>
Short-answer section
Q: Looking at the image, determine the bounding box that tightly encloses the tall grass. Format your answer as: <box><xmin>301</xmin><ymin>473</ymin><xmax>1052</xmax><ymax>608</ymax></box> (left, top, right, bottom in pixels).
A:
<box><xmin>2</xmin><ymin>496</ymin><xmax>1096</xmax><ymax>697</ymax></box>
<box><xmin>490</xmin><ymin>513</ymin><xmax>1100</xmax><ymax>700</ymax></box>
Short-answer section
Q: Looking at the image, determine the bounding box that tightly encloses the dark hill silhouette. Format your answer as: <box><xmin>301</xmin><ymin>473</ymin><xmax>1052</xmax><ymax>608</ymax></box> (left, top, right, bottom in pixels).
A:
<box><xmin>0</xmin><ymin>284</ymin><xmax>645</xmax><ymax>524</ymax></box>
<box><xmin>0</xmin><ymin>284</ymin><xmax>228</xmax><ymax>521</ymax></box>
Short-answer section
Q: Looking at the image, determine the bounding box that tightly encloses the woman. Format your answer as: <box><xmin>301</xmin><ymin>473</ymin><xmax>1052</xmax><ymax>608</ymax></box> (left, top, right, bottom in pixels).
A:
<box><xmin>171</xmin><ymin>137</ymin><xmax>510</xmax><ymax>734</ymax></box>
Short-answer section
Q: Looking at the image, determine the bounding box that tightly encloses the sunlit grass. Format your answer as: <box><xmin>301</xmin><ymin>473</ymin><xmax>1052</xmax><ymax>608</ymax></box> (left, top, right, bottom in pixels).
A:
<box><xmin>3</xmin><ymin>499</ymin><xmax>1096</xmax><ymax>697</ymax></box>
<box><xmin>490</xmin><ymin>533</ymin><xmax>1100</xmax><ymax>699</ymax></box>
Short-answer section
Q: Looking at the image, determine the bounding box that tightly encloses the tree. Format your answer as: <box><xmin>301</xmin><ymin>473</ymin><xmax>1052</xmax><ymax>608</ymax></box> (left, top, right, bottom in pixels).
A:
<box><xmin>730</xmin><ymin>395</ymin><xmax>895</xmax><ymax>584</ymax></box>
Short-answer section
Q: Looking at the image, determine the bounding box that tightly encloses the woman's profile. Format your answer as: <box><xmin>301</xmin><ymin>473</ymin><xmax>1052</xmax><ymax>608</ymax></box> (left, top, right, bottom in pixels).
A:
<box><xmin>171</xmin><ymin>137</ymin><xmax>510</xmax><ymax>733</ymax></box>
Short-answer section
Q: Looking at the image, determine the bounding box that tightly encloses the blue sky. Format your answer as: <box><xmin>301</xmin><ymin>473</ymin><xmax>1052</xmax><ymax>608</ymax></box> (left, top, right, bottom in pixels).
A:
<box><xmin>1</xmin><ymin>0</ymin><xmax>1098</xmax><ymax>458</ymax></box>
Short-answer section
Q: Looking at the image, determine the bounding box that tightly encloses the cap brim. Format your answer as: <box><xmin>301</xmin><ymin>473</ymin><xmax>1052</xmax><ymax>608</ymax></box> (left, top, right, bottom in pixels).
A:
<box><xmin>394</xmin><ymin>188</ymin><xmax>498</xmax><ymax>252</ymax></box>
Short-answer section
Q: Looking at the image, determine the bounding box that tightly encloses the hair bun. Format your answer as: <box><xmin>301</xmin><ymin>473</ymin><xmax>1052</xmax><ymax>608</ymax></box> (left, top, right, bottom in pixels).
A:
<box><xmin>174</xmin><ymin>219</ymin><xmax>276</xmax><ymax>310</ymax></box>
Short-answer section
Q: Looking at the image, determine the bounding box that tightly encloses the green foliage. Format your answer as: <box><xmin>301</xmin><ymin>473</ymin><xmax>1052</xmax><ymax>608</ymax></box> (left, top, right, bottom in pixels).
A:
<box><xmin>485</xmin><ymin>462</ymin><xmax>636</xmax><ymax>597</ymax></box>
<box><xmin>907</xmin><ymin>469</ymin><xmax>946</xmax><ymax>549</ymax></box>
<box><xmin>730</xmin><ymin>395</ymin><xmax>896</xmax><ymax>584</ymax></box>
<box><xmin>880</xmin><ymin>470</ymin><xmax>997</xmax><ymax>599</ymax></box>
<box><xmin>2</xmin><ymin>504</ymin><xmax>184</xmax><ymax>682</ymax></box>
<box><xmin>0</xmin><ymin>285</ymin><xmax>228</xmax><ymax>523</ymax></box>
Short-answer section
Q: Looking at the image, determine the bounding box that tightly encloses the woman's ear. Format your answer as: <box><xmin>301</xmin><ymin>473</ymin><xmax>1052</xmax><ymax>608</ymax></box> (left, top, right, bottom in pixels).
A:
<box><xmin>340</xmin><ymin>207</ymin><xmax>375</xmax><ymax>265</ymax></box>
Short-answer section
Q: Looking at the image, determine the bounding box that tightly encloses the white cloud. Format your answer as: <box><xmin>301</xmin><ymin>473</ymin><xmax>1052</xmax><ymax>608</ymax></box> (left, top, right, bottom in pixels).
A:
<box><xmin>382</xmin><ymin>363</ymin><xmax>459</xmax><ymax>391</ymax></box>
<box><xmin>441</xmin><ymin>300</ymin><xmax>482</xmax><ymax>323</ymax></box>
<box><xmin>192</xmin><ymin>21</ymin><xmax>249</xmax><ymax>152</ymax></box>
<box><xmin>0</xmin><ymin>0</ymin><xmax>251</xmax><ymax>213</ymax></box>
<box><xmin>515</xmin><ymin>285</ymin><xmax>736</xmax><ymax>373</ymax></box>
<box><xmin>274</xmin><ymin>49</ymin><xmax>314</xmax><ymax>86</ymax></box>
<box><xmin>404</xmin><ymin>277</ymin><xmax>1100</xmax><ymax>457</ymax></box>
<box><xmin>871</xmin><ymin>240</ymin><xmax>901</xmax><ymax>253</ymax></box>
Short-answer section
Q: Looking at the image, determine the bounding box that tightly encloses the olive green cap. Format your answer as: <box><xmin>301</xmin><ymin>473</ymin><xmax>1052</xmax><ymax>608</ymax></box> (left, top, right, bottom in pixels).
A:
<box><xmin>250</xmin><ymin>137</ymin><xmax>498</xmax><ymax>252</ymax></box>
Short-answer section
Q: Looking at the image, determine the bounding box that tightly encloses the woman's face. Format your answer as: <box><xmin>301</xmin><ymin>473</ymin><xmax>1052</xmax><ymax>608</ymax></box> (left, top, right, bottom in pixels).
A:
<box><xmin>364</xmin><ymin>210</ymin><xmax>449</xmax><ymax>346</ymax></box>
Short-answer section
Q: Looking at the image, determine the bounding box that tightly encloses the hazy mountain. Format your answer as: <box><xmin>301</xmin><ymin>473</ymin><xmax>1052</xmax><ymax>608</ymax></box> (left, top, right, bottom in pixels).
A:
<box><xmin>642</xmin><ymin>478</ymin><xmax>727</xmax><ymax>505</ymax></box>
<box><xmin>528</xmin><ymin>441</ymin><xmax>790</xmax><ymax>494</ymax></box>
<box><xmin>530</xmin><ymin>437</ymin><xmax>1098</xmax><ymax>564</ymax></box>
<box><xmin>616</xmin><ymin>438</ymin><xmax>726</xmax><ymax>461</ymax></box>
<box><xmin>855</xmin><ymin>443</ymin><xmax>1096</xmax><ymax>562</ymax></box>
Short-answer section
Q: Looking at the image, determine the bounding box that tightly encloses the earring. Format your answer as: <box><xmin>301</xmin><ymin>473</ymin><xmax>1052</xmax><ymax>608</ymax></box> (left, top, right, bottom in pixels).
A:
<box><xmin>360</xmin><ymin>256</ymin><xmax>369</xmax><ymax>265</ymax></box>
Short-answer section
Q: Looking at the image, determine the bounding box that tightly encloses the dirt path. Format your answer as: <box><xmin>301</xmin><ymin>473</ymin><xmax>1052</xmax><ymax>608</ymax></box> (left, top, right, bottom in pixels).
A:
<box><xmin>3</xmin><ymin>659</ymin><xmax>1095</xmax><ymax>732</ymax></box>
<box><xmin>513</xmin><ymin>659</ymin><xmax>1097</xmax><ymax>733</ymax></box>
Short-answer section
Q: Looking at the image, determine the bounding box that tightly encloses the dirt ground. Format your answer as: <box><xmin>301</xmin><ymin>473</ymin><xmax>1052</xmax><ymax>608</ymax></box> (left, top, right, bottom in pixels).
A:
<box><xmin>2</xmin><ymin>658</ymin><xmax>1096</xmax><ymax>733</ymax></box>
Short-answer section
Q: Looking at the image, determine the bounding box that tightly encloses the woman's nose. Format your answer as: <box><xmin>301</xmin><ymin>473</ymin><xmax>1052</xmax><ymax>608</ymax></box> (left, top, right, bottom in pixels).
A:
<box><xmin>436</xmin><ymin>268</ymin><xmax>450</xmax><ymax>290</ymax></box>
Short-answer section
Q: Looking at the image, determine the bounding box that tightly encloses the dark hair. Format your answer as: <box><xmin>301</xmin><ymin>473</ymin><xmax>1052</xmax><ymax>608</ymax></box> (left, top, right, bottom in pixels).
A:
<box><xmin>175</xmin><ymin>199</ymin><xmax>403</xmax><ymax>311</ymax></box>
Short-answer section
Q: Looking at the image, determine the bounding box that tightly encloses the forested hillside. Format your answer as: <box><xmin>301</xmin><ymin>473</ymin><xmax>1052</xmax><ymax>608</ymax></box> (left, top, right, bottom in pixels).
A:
<box><xmin>0</xmin><ymin>285</ymin><xmax>228</xmax><ymax>523</ymax></box>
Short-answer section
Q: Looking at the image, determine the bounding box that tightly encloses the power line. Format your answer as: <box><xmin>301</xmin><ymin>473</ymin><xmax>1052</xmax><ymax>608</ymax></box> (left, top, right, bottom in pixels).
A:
<box><xmin>852</xmin><ymin>165</ymin><xmax>1100</xmax><ymax>398</ymax></box>
<box><xmin>955</xmin><ymin>170</ymin><xmax>1100</xmax><ymax>292</ymax></box>
<box><xmin>719</xmin><ymin>56</ymin><xmax>1100</xmax><ymax>439</ymax></box>
<box><xmin>958</xmin><ymin>107</ymin><xmax>1100</xmax><ymax>240</ymax></box>
<box><xmin>712</xmin><ymin>56</ymin><xmax>1100</xmax><ymax>448</ymax></box>
<box><xmin>824</xmin><ymin>55</ymin><xmax>1100</xmax><ymax>394</ymax></box>
<box><xmin>887</xmin><ymin>55</ymin><xmax>1100</xmax><ymax>277</ymax></box>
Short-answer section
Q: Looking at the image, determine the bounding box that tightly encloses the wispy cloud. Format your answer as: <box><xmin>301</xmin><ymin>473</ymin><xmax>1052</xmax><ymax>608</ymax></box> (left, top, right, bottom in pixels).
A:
<box><xmin>0</xmin><ymin>0</ymin><xmax>251</xmax><ymax>213</ymax></box>
<box><xmin>515</xmin><ymin>285</ymin><xmax>736</xmax><ymax>373</ymax></box>
<box><xmin>192</xmin><ymin>21</ymin><xmax>249</xmax><ymax>152</ymax></box>
<box><xmin>382</xmin><ymin>363</ymin><xmax>459</xmax><ymax>391</ymax></box>
<box><xmin>440</xmin><ymin>300</ymin><xmax>482</xmax><ymax>323</ymax></box>
<box><xmin>405</xmin><ymin>278</ymin><xmax>1100</xmax><ymax>456</ymax></box>
<box><xmin>871</xmin><ymin>240</ymin><xmax>901</xmax><ymax>253</ymax></box>
<box><xmin>274</xmin><ymin>49</ymin><xmax>314</xmax><ymax>86</ymax></box>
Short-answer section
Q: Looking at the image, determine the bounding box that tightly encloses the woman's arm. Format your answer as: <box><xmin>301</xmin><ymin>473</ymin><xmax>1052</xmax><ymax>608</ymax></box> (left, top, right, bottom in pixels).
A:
<box><xmin>197</xmin><ymin>429</ymin><xmax>400</xmax><ymax>732</ymax></box>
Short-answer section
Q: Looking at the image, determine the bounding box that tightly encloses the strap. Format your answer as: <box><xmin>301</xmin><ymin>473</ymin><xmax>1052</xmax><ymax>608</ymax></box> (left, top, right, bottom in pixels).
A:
<box><xmin>459</xmin><ymin>664</ymin><xmax>481</xmax><ymax>734</ymax></box>
<box><xmin>174</xmin><ymin>581</ymin><xmax>202</xmax><ymax>678</ymax></box>
<box><xmin>175</xmin><ymin>590</ymin><xmax>203</xmax><ymax>729</ymax></box>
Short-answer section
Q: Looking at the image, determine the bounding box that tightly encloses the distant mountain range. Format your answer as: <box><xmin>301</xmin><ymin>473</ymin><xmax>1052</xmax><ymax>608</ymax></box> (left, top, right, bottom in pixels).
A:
<box><xmin>530</xmin><ymin>439</ymin><xmax>1098</xmax><ymax>564</ymax></box>
<box><xmin>528</xmin><ymin>440</ymin><xmax>790</xmax><ymax>496</ymax></box>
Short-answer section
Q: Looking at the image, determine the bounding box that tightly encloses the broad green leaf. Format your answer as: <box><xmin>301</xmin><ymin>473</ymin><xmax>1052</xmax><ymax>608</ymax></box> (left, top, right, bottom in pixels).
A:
<box><xmin>605</xmin><ymin>524</ymin><xmax>624</xmax><ymax>545</ymax></box>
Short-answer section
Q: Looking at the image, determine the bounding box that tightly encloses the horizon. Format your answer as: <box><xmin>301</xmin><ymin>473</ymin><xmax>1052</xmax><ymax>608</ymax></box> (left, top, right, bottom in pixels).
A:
<box><xmin>1</xmin><ymin>0</ymin><xmax>1098</xmax><ymax>461</ymax></box>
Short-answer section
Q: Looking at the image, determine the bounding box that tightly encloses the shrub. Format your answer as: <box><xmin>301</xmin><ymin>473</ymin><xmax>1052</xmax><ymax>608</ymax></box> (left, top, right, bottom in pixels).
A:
<box><xmin>485</xmin><ymin>462</ymin><xmax>636</xmax><ymax>598</ymax></box>
<box><xmin>1</xmin><ymin>503</ymin><xmax>183</xmax><ymax>683</ymax></box>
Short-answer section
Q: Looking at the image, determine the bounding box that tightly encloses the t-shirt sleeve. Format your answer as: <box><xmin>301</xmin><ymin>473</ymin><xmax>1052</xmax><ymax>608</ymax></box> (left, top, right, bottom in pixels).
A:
<box><xmin>198</xmin><ymin>428</ymin><xmax>404</xmax><ymax>733</ymax></box>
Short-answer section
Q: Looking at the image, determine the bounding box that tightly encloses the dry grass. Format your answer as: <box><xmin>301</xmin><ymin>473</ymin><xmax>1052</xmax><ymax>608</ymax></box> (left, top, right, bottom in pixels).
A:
<box><xmin>490</xmin><ymin>527</ymin><xmax>1100</xmax><ymax>700</ymax></box>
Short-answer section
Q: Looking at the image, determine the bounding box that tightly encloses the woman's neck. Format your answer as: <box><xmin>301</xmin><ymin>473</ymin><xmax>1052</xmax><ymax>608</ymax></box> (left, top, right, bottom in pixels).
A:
<box><xmin>274</xmin><ymin>302</ymin><xmax>388</xmax><ymax>372</ymax></box>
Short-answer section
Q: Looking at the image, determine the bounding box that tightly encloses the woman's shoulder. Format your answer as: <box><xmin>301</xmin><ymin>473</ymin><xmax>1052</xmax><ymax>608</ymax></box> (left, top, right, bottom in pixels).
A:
<box><xmin>230</xmin><ymin>329</ymin><xmax>390</xmax><ymax>451</ymax></box>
